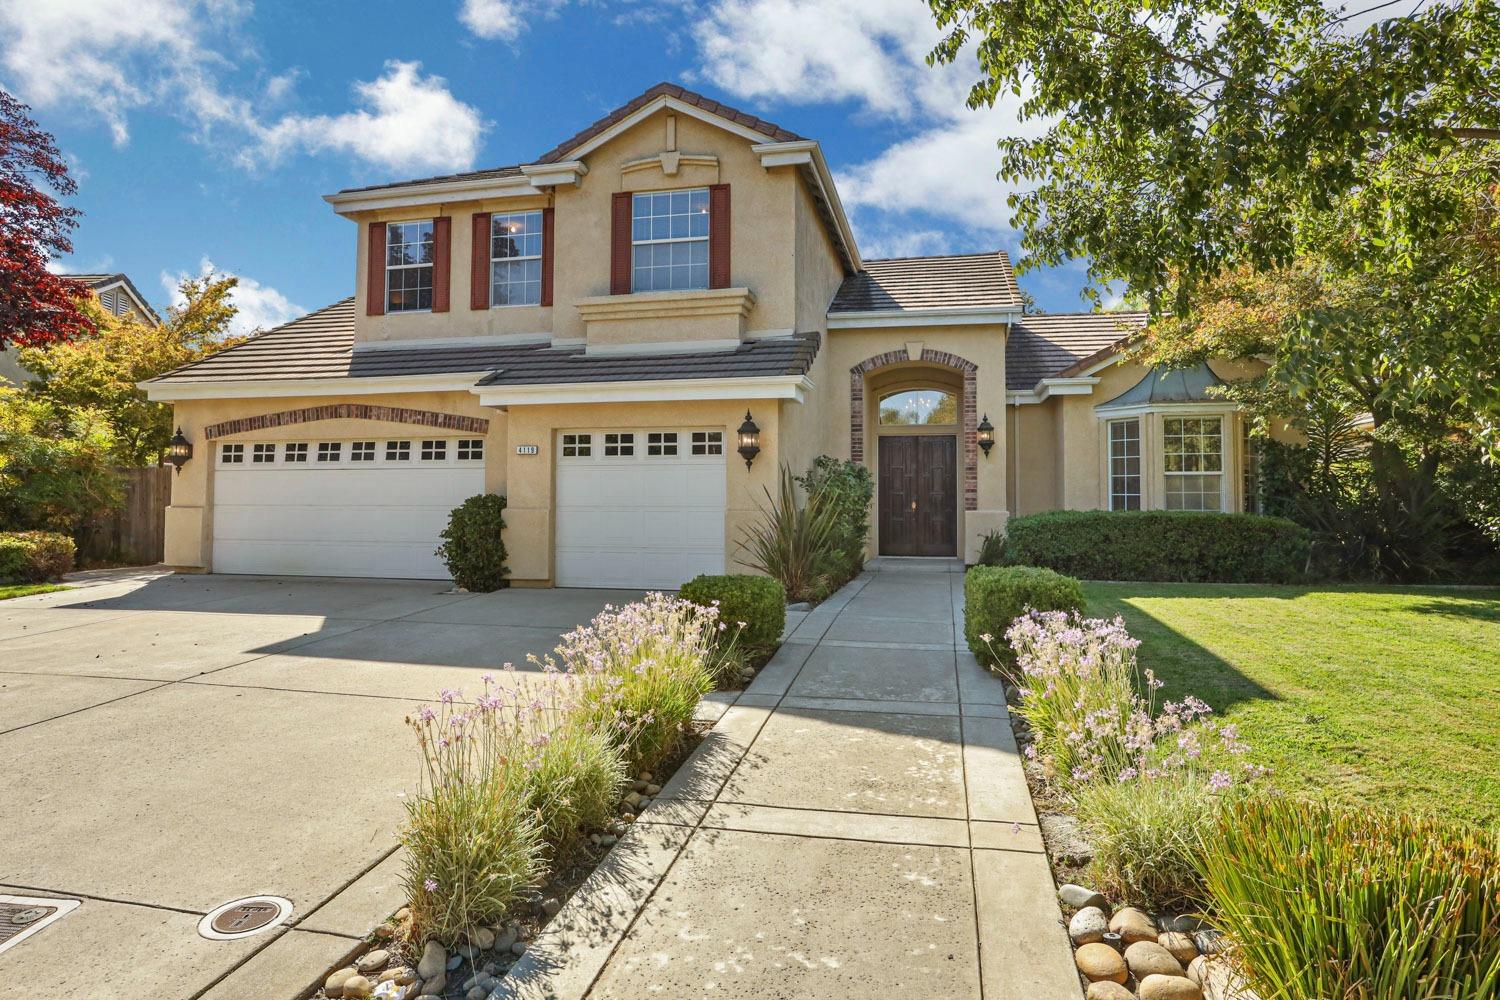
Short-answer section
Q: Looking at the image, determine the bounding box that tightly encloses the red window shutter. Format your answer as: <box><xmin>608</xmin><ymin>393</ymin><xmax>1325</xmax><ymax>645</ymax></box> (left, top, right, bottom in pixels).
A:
<box><xmin>366</xmin><ymin>221</ymin><xmax>386</xmax><ymax>316</ymax></box>
<box><xmin>431</xmin><ymin>216</ymin><xmax>452</xmax><ymax>313</ymax></box>
<box><xmin>709</xmin><ymin>183</ymin><xmax>731</xmax><ymax>289</ymax></box>
<box><xmin>540</xmin><ymin>206</ymin><xmax>555</xmax><ymax>306</ymax></box>
<box><xmin>470</xmin><ymin>212</ymin><xmax>491</xmax><ymax>310</ymax></box>
<box><xmin>610</xmin><ymin>191</ymin><xmax>632</xmax><ymax>295</ymax></box>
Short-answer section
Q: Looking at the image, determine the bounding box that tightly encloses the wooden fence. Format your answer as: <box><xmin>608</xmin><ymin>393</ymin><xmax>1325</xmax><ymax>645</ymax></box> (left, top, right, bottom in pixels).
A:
<box><xmin>79</xmin><ymin>465</ymin><xmax>172</xmax><ymax>565</ymax></box>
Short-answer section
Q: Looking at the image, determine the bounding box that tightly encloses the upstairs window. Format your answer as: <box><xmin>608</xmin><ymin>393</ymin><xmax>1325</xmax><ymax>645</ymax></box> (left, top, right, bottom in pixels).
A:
<box><xmin>386</xmin><ymin>220</ymin><xmax>434</xmax><ymax>312</ymax></box>
<box><xmin>490</xmin><ymin>211</ymin><xmax>543</xmax><ymax>306</ymax></box>
<box><xmin>1163</xmin><ymin>416</ymin><xmax>1223</xmax><ymax>511</ymax></box>
<box><xmin>631</xmin><ymin>188</ymin><xmax>709</xmax><ymax>292</ymax></box>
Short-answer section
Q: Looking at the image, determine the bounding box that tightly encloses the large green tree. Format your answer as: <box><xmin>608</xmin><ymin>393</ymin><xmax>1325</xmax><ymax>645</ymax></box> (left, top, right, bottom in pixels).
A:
<box><xmin>927</xmin><ymin>0</ymin><xmax>1500</xmax><ymax>452</ymax></box>
<box><xmin>20</xmin><ymin>273</ymin><xmax>246</xmax><ymax>465</ymax></box>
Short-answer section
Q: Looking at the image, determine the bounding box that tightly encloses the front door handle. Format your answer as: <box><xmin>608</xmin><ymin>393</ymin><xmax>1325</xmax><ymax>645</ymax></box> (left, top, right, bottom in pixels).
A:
<box><xmin>910</xmin><ymin>500</ymin><xmax>918</xmax><ymax>511</ymax></box>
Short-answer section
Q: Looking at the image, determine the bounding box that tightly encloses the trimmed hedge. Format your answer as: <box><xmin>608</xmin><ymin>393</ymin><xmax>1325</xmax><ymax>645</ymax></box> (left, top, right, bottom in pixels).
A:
<box><xmin>1003</xmin><ymin>510</ymin><xmax>1310</xmax><ymax>583</ymax></box>
<box><xmin>679</xmin><ymin>574</ymin><xmax>786</xmax><ymax>651</ymax></box>
<box><xmin>964</xmin><ymin>565</ymin><xmax>1084</xmax><ymax>665</ymax></box>
<box><xmin>0</xmin><ymin>531</ymin><xmax>76</xmax><ymax>583</ymax></box>
<box><xmin>436</xmin><ymin>494</ymin><xmax>509</xmax><ymax>592</ymax></box>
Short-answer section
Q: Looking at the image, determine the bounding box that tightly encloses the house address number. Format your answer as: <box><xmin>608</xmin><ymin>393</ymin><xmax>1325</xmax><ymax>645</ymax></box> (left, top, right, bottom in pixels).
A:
<box><xmin>516</xmin><ymin>445</ymin><xmax>540</xmax><ymax>455</ymax></box>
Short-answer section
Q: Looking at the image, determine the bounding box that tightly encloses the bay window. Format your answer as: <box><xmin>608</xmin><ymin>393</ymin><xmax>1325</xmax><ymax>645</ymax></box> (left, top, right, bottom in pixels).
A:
<box><xmin>1163</xmin><ymin>416</ymin><xmax>1224</xmax><ymax>511</ymax></box>
<box><xmin>1108</xmin><ymin>419</ymin><xmax>1142</xmax><ymax>511</ymax></box>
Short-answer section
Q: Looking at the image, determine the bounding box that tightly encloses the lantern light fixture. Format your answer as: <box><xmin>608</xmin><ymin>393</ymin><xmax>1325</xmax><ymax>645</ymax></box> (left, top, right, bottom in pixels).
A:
<box><xmin>736</xmin><ymin>411</ymin><xmax>761</xmax><ymax>470</ymax></box>
<box><xmin>977</xmin><ymin>414</ymin><xmax>995</xmax><ymax>457</ymax></box>
<box><xmin>166</xmin><ymin>427</ymin><xmax>194</xmax><ymax>474</ymax></box>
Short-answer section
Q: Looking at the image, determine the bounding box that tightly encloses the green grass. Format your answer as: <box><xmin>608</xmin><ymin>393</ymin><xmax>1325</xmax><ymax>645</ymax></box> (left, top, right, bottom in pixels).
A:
<box><xmin>0</xmin><ymin>583</ymin><xmax>67</xmax><ymax>601</ymax></box>
<box><xmin>1085</xmin><ymin>583</ymin><xmax>1500</xmax><ymax>827</ymax></box>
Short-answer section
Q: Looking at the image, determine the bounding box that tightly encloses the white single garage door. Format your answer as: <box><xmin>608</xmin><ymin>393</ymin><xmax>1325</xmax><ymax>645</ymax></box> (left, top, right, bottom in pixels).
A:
<box><xmin>554</xmin><ymin>429</ymin><xmax>727</xmax><ymax>588</ymax></box>
<box><xmin>212</xmin><ymin>436</ymin><xmax>488</xmax><ymax>579</ymax></box>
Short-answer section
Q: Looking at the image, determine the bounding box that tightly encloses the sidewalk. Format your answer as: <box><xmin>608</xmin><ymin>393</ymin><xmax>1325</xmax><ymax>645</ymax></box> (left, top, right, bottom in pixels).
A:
<box><xmin>499</xmin><ymin>560</ymin><xmax>1081</xmax><ymax>999</ymax></box>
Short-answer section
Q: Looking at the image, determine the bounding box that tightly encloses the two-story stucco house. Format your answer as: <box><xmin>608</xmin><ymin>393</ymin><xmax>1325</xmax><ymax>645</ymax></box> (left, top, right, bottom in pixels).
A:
<box><xmin>145</xmin><ymin>83</ymin><xmax>1261</xmax><ymax>588</ymax></box>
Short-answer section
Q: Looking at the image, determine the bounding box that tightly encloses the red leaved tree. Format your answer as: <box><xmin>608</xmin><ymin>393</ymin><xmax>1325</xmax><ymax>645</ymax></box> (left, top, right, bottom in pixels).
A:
<box><xmin>0</xmin><ymin>90</ymin><xmax>94</xmax><ymax>349</ymax></box>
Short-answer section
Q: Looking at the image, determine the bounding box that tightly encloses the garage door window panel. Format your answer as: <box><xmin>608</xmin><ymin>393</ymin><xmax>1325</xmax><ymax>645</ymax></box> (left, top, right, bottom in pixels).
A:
<box><xmin>284</xmin><ymin>443</ymin><xmax>309</xmax><ymax>463</ymax></box>
<box><xmin>220</xmin><ymin>443</ymin><xmax>244</xmax><ymax>464</ymax></box>
<box><xmin>317</xmin><ymin>442</ymin><xmax>341</xmax><ymax>462</ymax></box>
<box><xmin>386</xmin><ymin>441</ymin><xmax>412</xmax><ymax>461</ymax></box>
<box><xmin>562</xmin><ymin>433</ymin><xmax>591</xmax><ymax>458</ymax></box>
<box><xmin>690</xmin><ymin>431</ymin><xmax>723</xmax><ymax>456</ymax></box>
<box><xmin>252</xmin><ymin>443</ymin><xmax>276</xmax><ymax>464</ymax></box>
<box><xmin>647</xmin><ymin>432</ymin><xmax>678</xmax><ymax>456</ymax></box>
<box><xmin>420</xmin><ymin>440</ymin><xmax>447</xmax><ymax>461</ymax></box>
<box><xmin>604</xmin><ymin>433</ymin><xmax>634</xmax><ymax>457</ymax></box>
<box><xmin>457</xmin><ymin>439</ymin><xmax>484</xmax><ymax>461</ymax></box>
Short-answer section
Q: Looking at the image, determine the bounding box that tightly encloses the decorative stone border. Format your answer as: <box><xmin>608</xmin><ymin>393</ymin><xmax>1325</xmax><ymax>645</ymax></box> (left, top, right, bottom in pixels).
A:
<box><xmin>205</xmin><ymin>404</ymin><xmax>489</xmax><ymax>440</ymax></box>
<box><xmin>849</xmin><ymin>348</ymin><xmax>980</xmax><ymax>511</ymax></box>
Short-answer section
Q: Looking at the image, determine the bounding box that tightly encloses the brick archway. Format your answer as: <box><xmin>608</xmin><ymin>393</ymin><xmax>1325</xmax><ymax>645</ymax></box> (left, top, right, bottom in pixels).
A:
<box><xmin>205</xmin><ymin>404</ymin><xmax>489</xmax><ymax>440</ymax></box>
<box><xmin>851</xmin><ymin>349</ymin><xmax>979</xmax><ymax>511</ymax></box>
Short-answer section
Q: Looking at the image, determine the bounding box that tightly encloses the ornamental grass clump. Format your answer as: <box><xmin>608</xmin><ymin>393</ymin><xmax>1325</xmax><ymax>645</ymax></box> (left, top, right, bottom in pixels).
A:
<box><xmin>400</xmin><ymin>682</ymin><xmax>546</xmax><ymax>943</ymax></box>
<box><xmin>1198</xmin><ymin>797</ymin><xmax>1500</xmax><ymax>1000</ymax></box>
<box><xmin>1074</xmin><ymin>775</ymin><xmax>1225</xmax><ymax>910</ymax></box>
<box><xmin>1002</xmin><ymin>610</ymin><xmax>1260</xmax><ymax>795</ymax></box>
<box><xmin>548</xmin><ymin>592</ymin><xmax>716</xmax><ymax>771</ymax></box>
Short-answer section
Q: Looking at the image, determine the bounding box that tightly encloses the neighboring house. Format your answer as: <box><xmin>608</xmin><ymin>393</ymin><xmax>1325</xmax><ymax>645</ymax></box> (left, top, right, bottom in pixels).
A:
<box><xmin>144</xmin><ymin>82</ymin><xmax>1267</xmax><ymax>587</ymax></box>
<box><xmin>1</xmin><ymin>272</ymin><xmax>159</xmax><ymax>385</ymax></box>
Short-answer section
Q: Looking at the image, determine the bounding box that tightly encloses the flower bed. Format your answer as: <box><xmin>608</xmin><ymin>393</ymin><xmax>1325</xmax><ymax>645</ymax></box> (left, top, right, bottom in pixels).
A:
<box><xmin>309</xmin><ymin>593</ymin><xmax>725</xmax><ymax>1000</ymax></box>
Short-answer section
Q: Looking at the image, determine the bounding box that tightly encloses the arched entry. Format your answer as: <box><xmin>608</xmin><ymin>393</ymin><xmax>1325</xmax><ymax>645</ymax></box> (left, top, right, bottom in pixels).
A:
<box><xmin>851</xmin><ymin>349</ymin><xmax>979</xmax><ymax>557</ymax></box>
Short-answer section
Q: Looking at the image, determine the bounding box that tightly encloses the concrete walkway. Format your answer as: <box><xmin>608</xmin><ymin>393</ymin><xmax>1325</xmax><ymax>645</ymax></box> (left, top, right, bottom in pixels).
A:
<box><xmin>502</xmin><ymin>560</ymin><xmax>1081</xmax><ymax>999</ymax></box>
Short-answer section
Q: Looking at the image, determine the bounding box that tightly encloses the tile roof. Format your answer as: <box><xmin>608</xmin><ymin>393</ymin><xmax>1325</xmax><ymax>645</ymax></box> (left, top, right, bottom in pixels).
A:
<box><xmin>338</xmin><ymin>82</ymin><xmax>803</xmax><ymax>195</ymax></box>
<box><xmin>829</xmin><ymin>253</ymin><xmax>1022</xmax><ymax>313</ymax></box>
<box><xmin>1004</xmin><ymin>311</ymin><xmax>1148</xmax><ymax>392</ymax></box>
<box><xmin>148</xmin><ymin>297</ymin><xmax>819</xmax><ymax>387</ymax></box>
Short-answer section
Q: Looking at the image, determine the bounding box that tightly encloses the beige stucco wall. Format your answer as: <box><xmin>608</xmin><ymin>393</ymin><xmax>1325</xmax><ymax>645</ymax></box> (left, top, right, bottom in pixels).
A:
<box><xmin>348</xmin><ymin>110</ymin><xmax>809</xmax><ymax>349</ymax></box>
<box><xmin>162</xmin><ymin>391</ymin><xmax>506</xmax><ymax>570</ymax></box>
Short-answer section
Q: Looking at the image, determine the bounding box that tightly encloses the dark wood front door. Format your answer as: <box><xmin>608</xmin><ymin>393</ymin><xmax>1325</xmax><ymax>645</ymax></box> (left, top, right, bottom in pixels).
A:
<box><xmin>878</xmin><ymin>435</ymin><xmax>958</xmax><ymax>556</ymax></box>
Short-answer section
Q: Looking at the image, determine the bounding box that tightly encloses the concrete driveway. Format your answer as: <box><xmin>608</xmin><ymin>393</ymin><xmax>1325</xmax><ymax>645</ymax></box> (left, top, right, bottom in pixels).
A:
<box><xmin>0</xmin><ymin>569</ymin><xmax>645</xmax><ymax>999</ymax></box>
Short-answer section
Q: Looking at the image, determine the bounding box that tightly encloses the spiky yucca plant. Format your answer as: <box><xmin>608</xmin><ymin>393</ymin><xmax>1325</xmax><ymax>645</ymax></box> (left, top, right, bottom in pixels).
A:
<box><xmin>1198</xmin><ymin>797</ymin><xmax>1500</xmax><ymax>1000</ymax></box>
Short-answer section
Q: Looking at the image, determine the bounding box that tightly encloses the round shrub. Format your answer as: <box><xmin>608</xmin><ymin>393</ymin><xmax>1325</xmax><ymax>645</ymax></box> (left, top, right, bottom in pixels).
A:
<box><xmin>679</xmin><ymin>573</ymin><xmax>786</xmax><ymax>651</ymax></box>
<box><xmin>0</xmin><ymin>530</ymin><xmax>76</xmax><ymax>582</ymax></box>
<box><xmin>1003</xmin><ymin>509</ymin><xmax>1310</xmax><ymax>583</ymax></box>
<box><xmin>435</xmin><ymin>494</ymin><xmax>508</xmax><ymax>592</ymax></box>
<box><xmin>963</xmin><ymin>564</ymin><xmax>1084</xmax><ymax>665</ymax></box>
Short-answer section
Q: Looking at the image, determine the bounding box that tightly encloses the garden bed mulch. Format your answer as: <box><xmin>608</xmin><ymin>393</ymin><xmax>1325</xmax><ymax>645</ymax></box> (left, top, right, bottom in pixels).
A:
<box><xmin>306</xmin><ymin>725</ymin><xmax>708</xmax><ymax>1000</ymax></box>
<box><xmin>998</xmin><ymin>674</ymin><xmax>1258</xmax><ymax>1000</ymax></box>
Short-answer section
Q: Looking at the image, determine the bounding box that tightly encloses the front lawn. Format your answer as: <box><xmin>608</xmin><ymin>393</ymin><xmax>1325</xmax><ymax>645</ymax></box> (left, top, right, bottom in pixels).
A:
<box><xmin>1084</xmin><ymin>583</ymin><xmax>1500</xmax><ymax>827</ymax></box>
<box><xmin>0</xmin><ymin>583</ymin><xmax>68</xmax><ymax>601</ymax></box>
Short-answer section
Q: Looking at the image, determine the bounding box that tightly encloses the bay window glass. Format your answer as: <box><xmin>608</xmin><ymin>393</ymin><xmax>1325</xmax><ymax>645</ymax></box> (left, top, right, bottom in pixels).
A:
<box><xmin>1108</xmin><ymin>419</ymin><xmax>1142</xmax><ymax>510</ymax></box>
<box><xmin>1163</xmin><ymin>416</ymin><xmax>1224</xmax><ymax>510</ymax></box>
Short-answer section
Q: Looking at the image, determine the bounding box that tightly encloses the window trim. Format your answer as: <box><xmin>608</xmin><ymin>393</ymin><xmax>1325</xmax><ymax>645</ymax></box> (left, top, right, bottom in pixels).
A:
<box><xmin>488</xmin><ymin>210</ymin><xmax>544</xmax><ymax>308</ymax></box>
<box><xmin>385</xmin><ymin>219</ymin><xmax>435</xmax><ymax>314</ymax></box>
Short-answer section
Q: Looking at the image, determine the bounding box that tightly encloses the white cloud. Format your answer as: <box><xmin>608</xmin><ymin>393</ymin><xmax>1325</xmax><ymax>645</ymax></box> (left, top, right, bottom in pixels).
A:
<box><xmin>459</xmin><ymin>0</ymin><xmax>527</xmax><ymax>41</ymax></box>
<box><xmin>0</xmin><ymin>1</ymin><xmax>485</xmax><ymax>175</ymax></box>
<box><xmin>161</xmin><ymin>258</ymin><xmax>304</xmax><ymax>337</ymax></box>
<box><xmin>251</xmin><ymin>61</ymin><xmax>486</xmax><ymax>174</ymax></box>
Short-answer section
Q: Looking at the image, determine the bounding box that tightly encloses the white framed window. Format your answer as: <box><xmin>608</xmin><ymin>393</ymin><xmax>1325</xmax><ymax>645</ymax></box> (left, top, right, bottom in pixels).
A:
<box><xmin>221</xmin><ymin>443</ymin><xmax>244</xmax><ymax>464</ymax></box>
<box><xmin>350</xmin><ymin>441</ymin><xmax>376</xmax><ymax>462</ymax></box>
<box><xmin>420</xmin><ymin>440</ymin><xmax>447</xmax><ymax>461</ymax></box>
<box><xmin>646</xmin><ymin>432</ymin><xmax>678</xmax><ymax>456</ymax></box>
<box><xmin>561</xmin><ymin>433</ymin><xmax>591</xmax><ymax>458</ymax></box>
<box><xmin>284</xmin><ymin>442</ymin><xmax>309</xmax><ymax>463</ymax></box>
<box><xmin>317</xmin><ymin>442</ymin><xmax>341</xmax><ymax>463</ymax></box>
<box><xmin>386</xmin><ymin>220</ymin><xmax>434</xmax><ymax>312</ymax></box>
<box><xmin>386</xmin><ymin>440</ymin><xmax>412</xmax><ymax>462</ymax></box>
<box><xmin>252</xmin><ymin>443</ymin><xmax>276</xmax><ymax>464</ymax></box>
<box><xmin>1108</xmin><ymin>419</ymin><xmax>1142</xmax><ymax>511</ymax></box>
<box><xmin>1242</xmin><ymin>423</ymin><xmax>1262</xmax><ymax>514</ymax></box>
<box><xmin>603</xmin><ymin>432</ymin><xmax>634</xmax><ymax>457</ymax></box>
<box><xmin>690</xmin><ymin>431</ymin><xmax>723</xmax><ymax>456</ymax></box>
<box><xmin>631</xmin><ymin>188</ymin><xmax>709</xmax><ymax>292</ymax></box>
<box><xmin>490</xmin><ymin>211</ymin><xmax>543</xmax><ymax>306</ymax></box>
<box><xmin>1163</xmin><ymin>416</ymin><xmax>1224</xmax><ymax>511</ymax></box>
<box><xmin>457</xmin><ymin>439</ymin><xmax>484</xmax><ymax>461</ymax></box>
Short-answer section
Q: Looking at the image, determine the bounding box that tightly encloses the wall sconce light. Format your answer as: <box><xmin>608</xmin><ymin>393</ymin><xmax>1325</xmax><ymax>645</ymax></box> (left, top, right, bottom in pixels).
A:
<box><xmin>977</xmin><ymin>414</ymin><xmax>995</xmax><ymax>457</ymax></box>
<box><xmin>166</xmin><ymin>427</ymin><xmax>194</xmax><ymax>474</ymax></box>
<box><xmin>736</xmin><ymin>411</ymin><xmax>761</xmax><ymax>470</ymax></box>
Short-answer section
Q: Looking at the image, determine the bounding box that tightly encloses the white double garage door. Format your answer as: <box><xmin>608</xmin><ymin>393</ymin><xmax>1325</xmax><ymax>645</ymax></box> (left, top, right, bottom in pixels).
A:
<box><xmin>212</xmin><ymin>429</ymin><xmax>726</xmax><ymax>587</ymax></box>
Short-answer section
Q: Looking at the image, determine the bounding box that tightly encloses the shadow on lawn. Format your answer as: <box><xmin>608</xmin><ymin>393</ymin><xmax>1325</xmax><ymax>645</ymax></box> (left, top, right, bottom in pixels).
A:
<box><xmin>1083</xmin><ymin>588</ymin><xmax>1279</xmax><ymax>716</ymax></box>
<box><xmin>1405</xmin><ymin>591</ymin><xmax>1500</xmax><ymax>624</ymax></box>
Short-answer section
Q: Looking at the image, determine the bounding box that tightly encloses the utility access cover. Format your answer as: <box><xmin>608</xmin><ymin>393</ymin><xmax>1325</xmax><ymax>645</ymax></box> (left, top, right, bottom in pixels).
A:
<box><xmin>198</xmin><ymin>896</ymin><xmax>292</xmax><ymax>941</ymax></box>
<box><xmin>0</xmin><ymin>896</ymin><xmax>80</xmax><ymax>956</ymax></box>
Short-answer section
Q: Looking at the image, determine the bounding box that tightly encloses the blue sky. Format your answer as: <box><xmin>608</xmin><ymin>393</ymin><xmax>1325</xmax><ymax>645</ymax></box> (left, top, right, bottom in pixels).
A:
<box><xmin>0</xmin><ymin>0</ymin><xmax>1098</xmax><ymax>334</ymax></box>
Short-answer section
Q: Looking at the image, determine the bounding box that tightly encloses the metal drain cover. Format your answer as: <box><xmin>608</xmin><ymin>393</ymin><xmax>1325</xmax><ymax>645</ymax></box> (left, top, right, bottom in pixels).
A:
<box><xmin>0</xmin><ymin>895</ymin><xmax>80</xmax><ymax>956</ymax></box>
<box><xmin>198</xmin><ymin>896</ymin><xmax>292</xmax><ymax>941</ymax></box>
